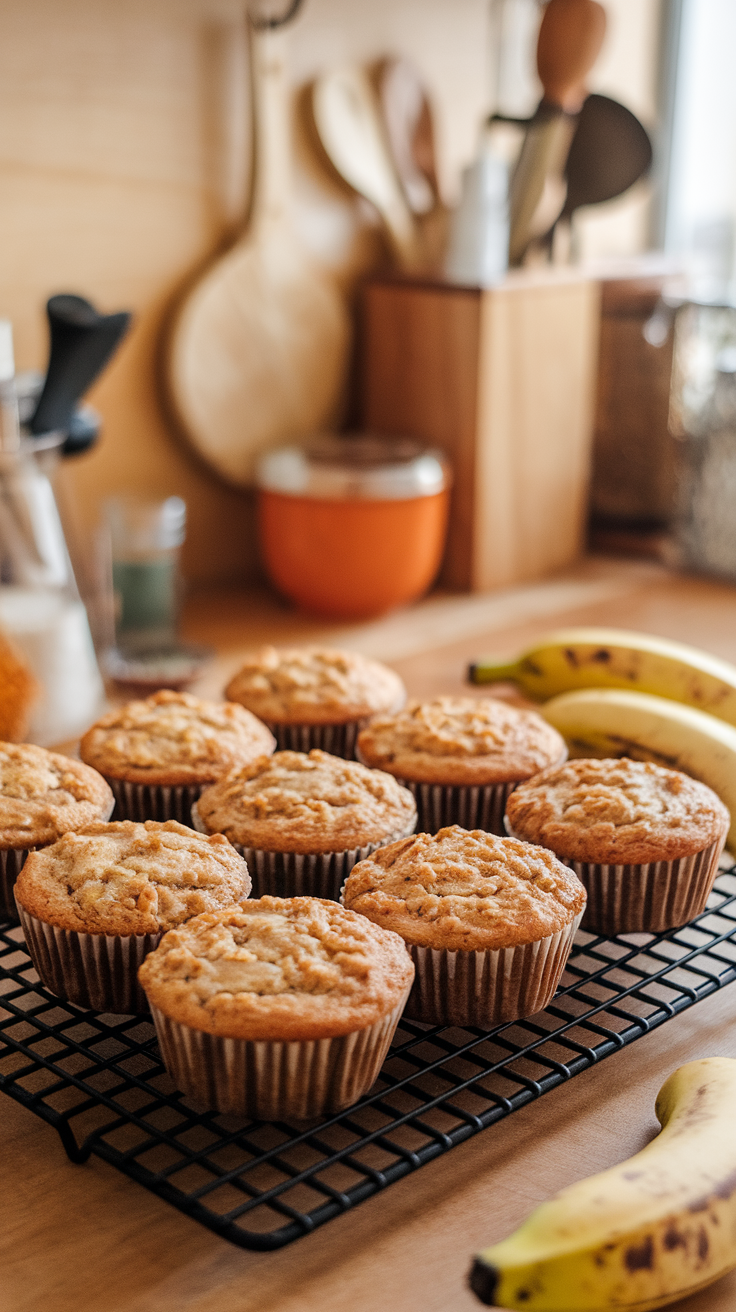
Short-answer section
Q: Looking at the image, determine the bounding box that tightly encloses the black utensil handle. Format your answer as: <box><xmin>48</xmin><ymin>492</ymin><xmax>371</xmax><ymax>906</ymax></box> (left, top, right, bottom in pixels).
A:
<box><xmin>30</xmin><ymin>294</ymin><xmax>131</xmax><ymax>437</ymax></box>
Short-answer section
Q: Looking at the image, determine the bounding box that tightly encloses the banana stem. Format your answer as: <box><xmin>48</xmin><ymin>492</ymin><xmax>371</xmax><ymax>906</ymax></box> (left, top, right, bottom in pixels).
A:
<box><xmin>468</xmin><ymin>658</ymin><xmax>520</xmax><ymax>685</ymax></box>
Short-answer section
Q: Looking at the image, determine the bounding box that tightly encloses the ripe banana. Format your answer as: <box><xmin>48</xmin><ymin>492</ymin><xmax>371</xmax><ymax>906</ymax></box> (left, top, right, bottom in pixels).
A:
<box><xmin>469</xmin><ymin>1057</ymin><xmax>736</xmax><ymax>1311</ymax></box>
<box><xmin>540</xmin><ymin>688</ymin><xmax>736</xmax><ymax>852</ymax></box>
<box><xmin>468</xmin><ymin>627</ymin><xmax>736</xmax><ymax>729</ymax></box>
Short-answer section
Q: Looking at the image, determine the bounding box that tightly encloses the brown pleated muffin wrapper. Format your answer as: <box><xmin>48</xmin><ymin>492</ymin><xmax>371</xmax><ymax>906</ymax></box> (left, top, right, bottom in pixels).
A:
<box><xmin>17</xmin><ymin>904</ymin><xmax>161</xmax><ymax>1014</ymax></box>
<box><xmin>261</xmin><ymin>718</ymin><xmax>370</xmax><ymax>760</ymax></box>
<box><xmin>354</xmin><ymin>745</ymin><xmax>569</xmax><ymax>837</ymax></box>
<box><xmin>390</xmin><ymin>779</ymin><xmax>518</xmax><ymax>836</ymax></box>
<box><xmin>148</xmin><ymin>989</ymin><xmax>411</xmax><ymax>1120</ymax></box>
<box><xmin>190</xmin><ymin>804</ymin><xmax>416</xmax><ymax>900</ymax></box>
<box><xmin>105</xmin><ymin>777</ymin><xmax>206</xmax><ymax>825</ymax></box>
<box><xmin>563</xmin><ymin>839</ymin><xmax>725</xmax><ymax>936</ymax></box>
<box><xmin>0</xmin><ymin>846</ymin><xmax>35</xmax><ymax>922</ymax></box>
<box><xmin>503</xmin><ymin>819</ymin><xmax>727</xmax><ymax>936</ymax></box>
<box><xmin>384</xmin><ymin>913</ymin><xmax>582</xmax><ymax>1029</ymax></box>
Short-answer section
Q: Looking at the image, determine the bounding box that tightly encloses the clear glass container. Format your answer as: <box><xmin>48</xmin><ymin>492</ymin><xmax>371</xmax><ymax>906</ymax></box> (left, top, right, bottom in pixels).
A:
<box><xmin>104</xmin><ymin>495</ymin><xmax>186</xmax><ymax>655</ymax></box>
<box><xmin>669</xmin><ymin>301</ymin><xmax>736</xmax><ymax>579</ymax></box>
<box><xmin>0</xmin><ymin>436</ymin><xmax>104</xmax><ymax>745</ymax></box>
<box><xmin>0</xmin><ymin>323</ymin><xmax>104</xmax><ymax>745</ymax></box>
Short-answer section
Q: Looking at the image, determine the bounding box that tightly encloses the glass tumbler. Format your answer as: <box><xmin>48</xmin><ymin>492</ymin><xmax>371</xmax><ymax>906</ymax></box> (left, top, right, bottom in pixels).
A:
<box><xmin>105</xmin><ymin>496</ymin><xmax>186</xmax><ymax>655</ymax></box>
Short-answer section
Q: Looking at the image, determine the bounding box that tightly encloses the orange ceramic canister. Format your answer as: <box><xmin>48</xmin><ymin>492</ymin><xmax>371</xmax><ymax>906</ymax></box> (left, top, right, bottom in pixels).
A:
<box><xmin>256</xmin><ymin>437</ymin><xmax>451</xmax><ymax>619</ymax></box>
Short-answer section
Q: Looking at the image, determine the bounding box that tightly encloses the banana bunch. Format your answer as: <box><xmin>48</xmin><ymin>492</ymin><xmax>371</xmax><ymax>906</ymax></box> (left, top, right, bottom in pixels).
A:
<box><xmin>468</xmin><ymin>628</ymin><xmax>736</xmax><ymax>729</ymax></box>
<box><xmin>469</xmin><ymin>1057</ymin><xmax>736</xmax><ymax>1311</ymax></box>
<box><xmin>541</xmin><ymin>688</ymin><xmax>736</xmax><ymax>852</ymax></box>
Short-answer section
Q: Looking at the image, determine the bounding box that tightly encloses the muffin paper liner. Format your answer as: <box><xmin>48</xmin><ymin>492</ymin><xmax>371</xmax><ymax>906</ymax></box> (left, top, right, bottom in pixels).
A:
<box><xmin>105</xmin><ymin>777</ymin><xmax>205</xmax><ymax>825</ymax></box>
<box><xmin>260</xmin><ymin>718</ymin><xmax>371</xmax><ymax>761</ymax></box>
<box><xmin>392</xmin><ymin>779</ymin><xmax>518</xmax><ymax>836</ymax></box>
<box><xmin>504</xmin><ymin>820</ymin><xmax>726</xmax><ymax>936</ymax></box>
<box><xmin>391</xmin><ymin>913</ymin><xmax>582</xmax><ymax>1029</ymax></box>
<box><xmin>190</xmin><ymin>803</ymin><xmax>416</xmax><ymax>900</ymax></box>
<box><xmin>353</xmin><ymin>745</ymin><xmax>569</xmax><ymax>837</ymax></box>
<box><xmin>17</xmin><ymin>904</ymin><xmax>161</xmax><ymax>1013</ymax></box>
<box><xmin>0</xmin><ymin>847</ymin><xmax>35</xmax><ymax>922</ymax></box>
<box><xmin>148</xmin><ymin>989</ymin><xmax>412</xmax><ymax>1120</ymax></box>
<box><xmin>565</xmin><ymin>839</ymin><xmax>725</xmax><ymax>936</ymax></box>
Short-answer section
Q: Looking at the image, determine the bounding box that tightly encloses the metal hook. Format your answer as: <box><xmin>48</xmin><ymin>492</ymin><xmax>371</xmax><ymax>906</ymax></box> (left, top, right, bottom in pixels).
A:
<box><xmin>247</xmin><ymin>0</ymin><xmax>303</xmax><ymax>30</ymax></box>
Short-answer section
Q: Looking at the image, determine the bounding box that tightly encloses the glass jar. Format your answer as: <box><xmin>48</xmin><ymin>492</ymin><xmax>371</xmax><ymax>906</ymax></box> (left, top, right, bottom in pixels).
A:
<box><xmin>105</xmin><ymin>495</ymin><xmax>186</xmax><ymax>654</ymax></box>
<box><xmin>669</xmin><ymin>301</ymin><xmax>736</xmax><ymax>579</ymax></box>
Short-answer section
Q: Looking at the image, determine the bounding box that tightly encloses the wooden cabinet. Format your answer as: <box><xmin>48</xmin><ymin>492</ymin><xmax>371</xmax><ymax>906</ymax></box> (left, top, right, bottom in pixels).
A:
<box><xmin>591</xmin><ymin>277</ymin><xmax>676</xmax><ymax>526</ymax></box>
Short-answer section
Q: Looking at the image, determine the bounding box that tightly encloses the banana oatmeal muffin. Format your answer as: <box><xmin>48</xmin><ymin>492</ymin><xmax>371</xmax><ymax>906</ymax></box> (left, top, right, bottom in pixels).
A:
<box><xmin>224</xmin><ymin>646</ymin><xmax>406</xmax><ymax>757</ymax></box>
<box><xmin>505</xmin><ymin>758</ymin><xmax>730</xmax><ymax>934</ymax></box>
<box><xmin>0</xmin><ymin>741</ymin><xmax>114</xmax><ymax>920</ymax></box>
<box><xmin>80</xmin><ymin>689</ymin><xmax>275</xmax><ymax>824</ymax></box>
<box><xmin>138</xmin><ymin>895</ymin><xmax>414</xmax><ymax>1118</ymax></box>
<box><xmin>356</xmin><ymin>696</ymin><xmax>567</xmax><ymax>835</ymax></box>
<box><xmin>192</xmin><ymin>748</ymin><xmax>417</xmax><ymax>900</ymax></box>
<box><xmin>342</xmin><ymin>826</ymin><xmax>585</xmax><ymax>1026</ymax></box>
<box><xmin>15</xmin><ymin>819</ymin><xmax>250</xmax><ymax>1013</ymax></box>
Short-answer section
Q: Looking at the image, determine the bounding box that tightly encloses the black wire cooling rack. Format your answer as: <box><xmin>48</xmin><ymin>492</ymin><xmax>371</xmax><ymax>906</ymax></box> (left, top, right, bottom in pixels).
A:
<box><xmin>2</xmin><ymin>862</ymin><xmax>736</xmax><ymax>1252</ymax></box>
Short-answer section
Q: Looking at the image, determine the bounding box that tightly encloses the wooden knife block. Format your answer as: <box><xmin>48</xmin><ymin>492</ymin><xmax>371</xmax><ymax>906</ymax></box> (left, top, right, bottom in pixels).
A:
<box><xmin>360</xmin><ymin>268</ymin><xmax>601</xmax><ymax>592</ymax></box>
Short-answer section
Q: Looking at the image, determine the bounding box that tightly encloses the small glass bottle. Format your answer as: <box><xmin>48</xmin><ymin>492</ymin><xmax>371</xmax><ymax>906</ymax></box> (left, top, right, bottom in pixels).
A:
<box><xmin>105</xmin><ymin>495</ymin><xmax>187</xmax><ymax>655</ymax></box>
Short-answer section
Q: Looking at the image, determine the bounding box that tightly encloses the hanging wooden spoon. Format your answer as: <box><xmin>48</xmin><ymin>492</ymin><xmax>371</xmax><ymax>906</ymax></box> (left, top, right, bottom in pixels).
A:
<box><xmin>508</xmin><ymin>0</ymin><xmax>606</xmax><ymax>265</ymax></box>
<box><xmin>375</xmin><ymin>56</ymin><xmax>440</xmax><ymax>216</ymax></box>
<box><xmin>536</xmin><ymin>0</ymin><xmax>608</xmax><ymax>114</ymax></box>
<box><xmin>312</xmin><ymin>65</ymin><xmax>422</xmax><ymax>269</ymax></box>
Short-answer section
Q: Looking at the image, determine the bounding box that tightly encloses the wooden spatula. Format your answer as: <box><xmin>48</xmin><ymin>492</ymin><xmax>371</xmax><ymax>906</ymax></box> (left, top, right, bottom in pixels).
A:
<box><xmin>167</xmin><ymin>9</ymin><xmax>350</xmax><ymax>489</ymax></box>
<box><xmin>375</xmin><ymin>56</ymin><xmax>440</xmax><ymax>217</ymax></box>
<box><xmin>312</xmin><ymin>65</ymin><xmax>422</xmax><ymax>269</ymax></box>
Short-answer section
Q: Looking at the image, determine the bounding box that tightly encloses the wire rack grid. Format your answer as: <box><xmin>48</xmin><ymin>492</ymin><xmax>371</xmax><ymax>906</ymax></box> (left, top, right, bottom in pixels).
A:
<box><xmin>2</xmin><ymin>863</ymin><xmax>736</xmax><ymax>1251</ymax></box>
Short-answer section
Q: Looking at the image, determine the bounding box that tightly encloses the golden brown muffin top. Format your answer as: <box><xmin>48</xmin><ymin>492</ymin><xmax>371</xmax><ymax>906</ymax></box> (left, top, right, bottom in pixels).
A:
<box><xmin>15</xmin><ymin>820</ymin><xmax>250</xmax><ymax>935</ymax></box>
<box><xmin>138</xmin><ymin>896</ymin><xmax>414</xmax><ymax>1040</ymax></box>
<box><xmin>505</xmin><ymin>758</ymin><xmax>730</xmax><ymax>864</ymax></box>
<box><xmin>225</xmin><ymin>646</ymin><xmax>406</xmax><ymax>725</ymax></box>
<box><xmin>342</xmin><ymin>826</ymin><xmax>586</xmax><ymax>952</ymax></box>
<box><xmin>0</xmin><ymin>742</ymin><xmax>114</xmax><ymax>850</ymax></box>
<box><xmin>194</xmin><ymin>749</ymin><xmax>417</xmax><ymax>854</ymax></box>
<box><xmin>79</xmin><ymin>689</ymin><xmax>275</xmax><ymax>786</ymax></box>
<box><xmin>357</xmin><ymin>697</ymin><xmax>567</xmax><ymax>786</ymax></box>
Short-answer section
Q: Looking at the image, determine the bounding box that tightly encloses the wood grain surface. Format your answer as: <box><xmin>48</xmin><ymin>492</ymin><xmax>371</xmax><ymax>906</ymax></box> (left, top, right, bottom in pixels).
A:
<box><xmin>4</xmin><ymin>556</ymin><xmax>736</xmax><ymax>1312</ymax></box>
<box><xmin>591</xmin><ymin>277</ymin><xmax>676</xmax><ymax>523</ymax></box>
<box><xmin>361</xmin><ymin>269</ymin><xmax>601</xmax><ymax>593</ymax></box>
<box><xmin>167</xmin><ymin>22</ymin><xmax>351</xmax><ymax>488</ymax></box>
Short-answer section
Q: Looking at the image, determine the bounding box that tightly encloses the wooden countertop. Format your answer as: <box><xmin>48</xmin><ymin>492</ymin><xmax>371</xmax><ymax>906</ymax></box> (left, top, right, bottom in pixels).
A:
<box><xmin>4</xmin><ymin>556</ymin><xmax>736</xmax><ymax>1312</ymax></box>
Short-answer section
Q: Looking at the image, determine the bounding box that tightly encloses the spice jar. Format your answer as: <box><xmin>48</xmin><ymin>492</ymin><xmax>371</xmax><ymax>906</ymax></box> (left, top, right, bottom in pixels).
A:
<box><xmin>256</xmin><ymin>436</ymin><xmax>451</xmax><ymax>619</ymax></box>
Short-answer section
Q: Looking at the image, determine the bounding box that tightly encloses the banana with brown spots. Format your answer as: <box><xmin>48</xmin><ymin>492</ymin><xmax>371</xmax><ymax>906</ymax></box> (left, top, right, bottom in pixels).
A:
<box><xmin>469</xmin><ymin>1058</ymin><xmax>736</xmax><ymax>1311</ymax></box>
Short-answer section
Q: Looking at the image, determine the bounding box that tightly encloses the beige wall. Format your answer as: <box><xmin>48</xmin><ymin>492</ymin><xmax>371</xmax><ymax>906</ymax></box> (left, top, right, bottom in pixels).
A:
<box><xmin>0</xmin><ymin>0</ymin><xmax>661</xmax><ymax>587</ymax></box>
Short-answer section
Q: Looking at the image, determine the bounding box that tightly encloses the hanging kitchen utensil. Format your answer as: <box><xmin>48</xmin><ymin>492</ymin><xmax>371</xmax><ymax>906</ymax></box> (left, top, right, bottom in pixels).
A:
<box><xmin>508</xmin><ymin>0</ymin><xmax>606</xmax><ymax>265</ymax></box>
<box><xmin>167</xmin><ymin>0</ymin><xmax>350</xmax><ymax>489</ymax></box>
<box><xmin>535</xmin><ymin>94</ymin><xmax>652</xmax><ymax>257</ymax></box>
<box><xmin>561</xmin><ymin>93</ymin><xmax>652</xmax><ymax>217</ymax></box>
<box><xmin>312</xmin><ymin>65</ymin><xmax>422</xmax><ymax>269</ymax></box>
<box><xmin>375</xmin><ymin>56</ymin><xmax>440</xmax><ymax>216</ymax></box>
<box><xmin>30</xmin><ymin>294</ymin><xmax>131</xmax><ymax>452</ymax></box>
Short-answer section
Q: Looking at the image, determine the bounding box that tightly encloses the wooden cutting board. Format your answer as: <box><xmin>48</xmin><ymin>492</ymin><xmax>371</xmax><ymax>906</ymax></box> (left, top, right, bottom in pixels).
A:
<box><xmin>167</xmin><ymin>20</ymin><xmax>350</xmax><ymax>488</ymax></box>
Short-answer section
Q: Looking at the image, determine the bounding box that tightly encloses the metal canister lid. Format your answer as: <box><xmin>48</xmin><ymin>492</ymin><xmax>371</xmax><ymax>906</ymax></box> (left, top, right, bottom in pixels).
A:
<box><xmin>256</xmin><ymin>435</ymin><xmax>451</xmax><ymax>500</ymax></box>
